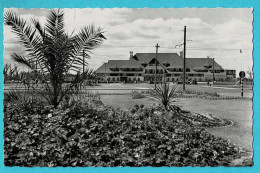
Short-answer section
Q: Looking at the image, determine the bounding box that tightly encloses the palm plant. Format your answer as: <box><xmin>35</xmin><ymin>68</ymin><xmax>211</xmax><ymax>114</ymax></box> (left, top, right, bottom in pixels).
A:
<box><xmin>3</xmin><ymin>64</ymin><xmax>11</xmax><ymax>83</ymax></box>
<box><xmin>150</xmin><ymin>82</ymin><xmax>179</xmax><ymax>109</ymax></box>
<box><xmin>4</xmin><ymin>9</ymin><xmax>106</xmax><ymax>107</ymax></box>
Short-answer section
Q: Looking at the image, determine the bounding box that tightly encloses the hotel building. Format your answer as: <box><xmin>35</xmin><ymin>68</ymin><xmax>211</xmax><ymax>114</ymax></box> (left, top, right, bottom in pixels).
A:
<box><xmin>95</xmin><ymin>52</ymin><xmax>236</xmax><ymax>83</ymax></box>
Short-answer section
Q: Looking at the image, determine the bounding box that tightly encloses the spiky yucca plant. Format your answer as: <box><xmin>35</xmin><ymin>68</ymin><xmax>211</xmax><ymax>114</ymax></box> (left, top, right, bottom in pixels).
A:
<box><xmin>150</xmin><ymin>82</ymin><xmax>179</xmax><ymax>109</ymax></box>
<box><xmin>4</xmin><ymin>9</ymin><xmax>106</xmax><ymax>107</ymax></box>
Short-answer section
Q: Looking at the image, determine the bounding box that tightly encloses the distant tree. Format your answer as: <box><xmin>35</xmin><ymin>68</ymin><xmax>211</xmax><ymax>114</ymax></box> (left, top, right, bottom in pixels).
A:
<box><xmin>4</xmin><ymin>9</ymin><xmax>106</xmax><ymax>107</ymax></box>
<box><xmin>247</xmin><ymin>68</ymin><xmax>253</xmax><ymax>85</ymax></box>
<box><xmin>3</xmin><ymin>64</ymin><xmax>11</xmax><ymax>84</ymax></box>
<box><xmin>3</xmin><ymin>63</ymin><xmax>20</xmax><ymax>83</ymax></box>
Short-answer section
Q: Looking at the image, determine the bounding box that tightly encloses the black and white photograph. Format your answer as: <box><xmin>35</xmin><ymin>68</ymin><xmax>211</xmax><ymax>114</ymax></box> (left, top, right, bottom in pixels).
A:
<box><xmin>3</xmin><ymin>8</ymin><xmax>253</xmax><ymax>167</ymax></box>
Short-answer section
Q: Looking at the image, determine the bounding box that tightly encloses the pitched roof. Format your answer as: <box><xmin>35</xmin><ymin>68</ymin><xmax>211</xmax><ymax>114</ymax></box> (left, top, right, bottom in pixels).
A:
<box><xmin>186</xmin><ymin>58</ymin><xmax>223</xmax><ymax>70</ymax></box>
<box><xmin>95</xmin><ymin>53</ymin><xmax>224</xmax><ymax>73</ymax></box>
<box><xmin>132</xmin><ymin>53</ymin><xmax>183</xmax><ymax>66</ymax></box>
<box><xmin>95</xmin><ymin>59</ymin><xmax>141</xmax><ymax>73</ymax></box>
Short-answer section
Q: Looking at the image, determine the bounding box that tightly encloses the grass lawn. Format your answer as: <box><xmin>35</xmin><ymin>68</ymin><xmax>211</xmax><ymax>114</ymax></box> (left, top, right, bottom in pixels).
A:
<box><xmin>101</xmin><ymin>95</ymin><xmax>253</xmax><ymax>153</ymax></box>
<box><xmin>89</xmin><ymin>83</ymin><xmax>253</xmax><ymax>98</ymax></box>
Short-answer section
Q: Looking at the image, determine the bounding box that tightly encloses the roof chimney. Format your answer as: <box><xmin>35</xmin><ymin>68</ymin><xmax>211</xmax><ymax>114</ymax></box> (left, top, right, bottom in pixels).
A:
<box><xmin>130</xmin><ymin>51</ymin><xmax>133</xmax><ymax>59</ymax></box>
<box><xmin>180</xmin><ymin>51</ymin><xmax>183</xmax><ymax>58</ymax></box>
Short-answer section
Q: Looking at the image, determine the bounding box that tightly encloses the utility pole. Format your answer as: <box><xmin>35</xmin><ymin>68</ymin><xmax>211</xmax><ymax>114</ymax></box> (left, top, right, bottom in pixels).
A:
<box><xmin>212</xmin><ymin>58</ymin><xmax>215</xmax><ymax>85</ymax></box>
<box><xmin>183</xmin><ymin>26</ymin><xmax>186</xmax><ymax>90</ymax></box>
<box><xmin>155</xmin><ymin>43</ymin><xmax>160</xmax><ymax>88</ymax></box>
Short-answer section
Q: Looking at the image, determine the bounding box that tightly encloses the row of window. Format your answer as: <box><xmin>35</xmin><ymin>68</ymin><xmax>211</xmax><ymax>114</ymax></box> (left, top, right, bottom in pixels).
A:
<box><xmin>155</xmin><ymin>74</ymin><xmax>204</xmax><ymax>77</ymax></box>
<box><xmin>145</xmin><ymin>69</ymin><xmax>166</xmax><ymax>74</ymax></box>
<box><xmin>167</xmin><ymin>68</ymin><xmax>191</xmax><ymax>72</ymax></box>
<box><xmin>109</xmin><ymin>73</ymin><xmax>142</xmax><ymax>76</ymax></box>
<box><xmin>188</xmin><ymin>74</ymin><xmax>205</xmax><ymax>77</ymax></box>
<box><xmin>194</xmin><ymin>69</ymin><xmax>225</xmax><ymax>73</ymax></box>
<box><xmin>110</xmin><ymin>68</ymin><xmax>143</xmax><ymax>72</ymax></box>
<box><xmin>101</xmin><ymin>77</ymin><xmax>141</xmax><ymax>82</ymax></box>
<box><xmin>109</xmin><ymin>73</ymin><xmax>204</xmax><ymax>77</ymax></box>
<box><xmin>225</xmin><ymin>70</ymin><xmax>236</xmax><ymax>75</ymax></box>
<box><xmin>110</xmin><ymin>68</ymin><xmax>225</xmax><ymax>73</ymax></box>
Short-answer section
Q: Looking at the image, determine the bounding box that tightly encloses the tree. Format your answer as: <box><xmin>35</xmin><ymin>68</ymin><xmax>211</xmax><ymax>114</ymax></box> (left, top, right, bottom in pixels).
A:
<box><xmin>4</xmin><ymin>9</ymin><xmax>106</xmax><ymax>107</ymax></box>
<box><xmin>3</xmin><ymin>63</ymin><xmax>20</xmax><ymax>83</ymax></box>
<box><xmin>247</xmin><ymin>68</ymin><xmax>253</xmax><ymax>85</ymax></box>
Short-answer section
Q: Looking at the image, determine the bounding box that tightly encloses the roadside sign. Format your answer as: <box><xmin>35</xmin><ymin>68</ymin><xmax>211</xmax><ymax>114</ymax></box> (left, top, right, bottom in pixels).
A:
<box><xmin>239</xmin><ymin>71</ymin><xmax>246</xmax><ymax>78</ymax></box>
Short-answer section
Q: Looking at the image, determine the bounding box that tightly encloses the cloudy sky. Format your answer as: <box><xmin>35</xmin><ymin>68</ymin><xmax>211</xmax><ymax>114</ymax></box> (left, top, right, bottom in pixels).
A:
<box><xmin>4</xmin><ymin>8</ymin><xmax>253</xmax><ymax>75</ymax></box>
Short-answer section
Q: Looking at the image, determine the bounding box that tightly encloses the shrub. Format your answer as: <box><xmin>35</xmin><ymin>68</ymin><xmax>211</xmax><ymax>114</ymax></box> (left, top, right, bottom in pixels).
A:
<box><xmin>4</xmin><ymin>101</ymin><xmax>247</xmax><ymax>167</ymax></box>
<box><xmin>149</xmin><ymin>83</ymin><xmax>179</xmax><ymax>109</ymax></box>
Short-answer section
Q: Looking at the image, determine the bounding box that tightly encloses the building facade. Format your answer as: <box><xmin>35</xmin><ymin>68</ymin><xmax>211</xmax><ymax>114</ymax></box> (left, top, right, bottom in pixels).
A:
<box><xmin>95</xmin><ymin>52</ymin><xmax>236</xmax><ymax>83</ymax></box>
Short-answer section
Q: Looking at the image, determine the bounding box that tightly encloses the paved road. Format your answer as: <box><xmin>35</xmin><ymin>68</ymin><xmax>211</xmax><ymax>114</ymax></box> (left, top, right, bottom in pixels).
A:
<box><xmin>5</xmin><ymin>83</ymin><xmax>253</xmax><ymax>98</ymax></box>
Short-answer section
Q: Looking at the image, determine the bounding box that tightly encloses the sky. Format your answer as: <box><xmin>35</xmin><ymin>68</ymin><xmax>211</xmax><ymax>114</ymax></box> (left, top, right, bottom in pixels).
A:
<box><xmin>3</xmin><ymin>8</ymin><xmax>253</xmax><ymax>76</ymax></box>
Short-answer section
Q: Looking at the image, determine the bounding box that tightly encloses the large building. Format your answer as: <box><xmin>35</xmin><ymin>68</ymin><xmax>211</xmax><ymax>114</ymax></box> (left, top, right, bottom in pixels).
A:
<box><xmin>95</xmin><ymin>52</ymin><xmax>236</xmax><ymax>83</ymax></box>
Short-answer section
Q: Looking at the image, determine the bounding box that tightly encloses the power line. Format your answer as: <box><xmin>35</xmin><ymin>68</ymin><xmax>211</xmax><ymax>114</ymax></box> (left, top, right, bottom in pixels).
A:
<box><xmin>4</xmin><ymin>41</ymin><xmax>252</xmax><ymax>51</ymax></box>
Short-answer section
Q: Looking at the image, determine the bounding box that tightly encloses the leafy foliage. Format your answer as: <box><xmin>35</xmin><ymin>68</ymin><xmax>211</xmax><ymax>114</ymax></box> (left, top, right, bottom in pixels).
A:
<box><xmin>4</xmin><ymin>9</ymin><xmax>106</xmax><ymax>107</ymax></box>
<box><xmin>4</xmin><ymin>101</ymin><xmax>249</xmax><ymax>167</ymax></box>
<box><xmin>149</xmin><ymin>83</ymin><xmax>179</xmax><ymax>109</ymax></box>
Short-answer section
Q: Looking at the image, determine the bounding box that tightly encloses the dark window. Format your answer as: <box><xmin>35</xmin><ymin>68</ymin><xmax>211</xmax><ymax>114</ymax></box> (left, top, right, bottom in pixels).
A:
<box><xmin>194</xmin><ymin>69</ymin><xmax>208</xmax><ymax>72</ymax></box>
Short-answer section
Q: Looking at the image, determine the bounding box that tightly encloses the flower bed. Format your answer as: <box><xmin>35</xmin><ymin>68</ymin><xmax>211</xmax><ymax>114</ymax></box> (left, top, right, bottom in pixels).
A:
<box><xmin>4</xmin><ymin>100</ymin><xmax>251</xmax><ymax>167</ymax></box>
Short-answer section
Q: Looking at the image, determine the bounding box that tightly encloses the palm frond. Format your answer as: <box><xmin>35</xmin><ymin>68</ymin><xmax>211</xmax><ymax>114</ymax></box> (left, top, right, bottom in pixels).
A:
<box><xmin>4</xmin><ymin>10</ymin><xmax>43</xmax><ymax>54</ymax></box>
<box><xmin>64</xmin><ymin>25</ymin><xmax>105</xmax><ymax>72</ymax></box>
<box><xmin>71</xmin><ymin>25</ymin><xmax>106</xmax><ymax>55</ymax></box>
<box><xmin>45</xmin><ymin>9</ymin><xmax>65</xmax><ymax>38</ymax></box>
<box><xmin>4</xmin><ymin>90</ymin><xmax>22</xmax><ymax>103</ymax></box>
<box><xmin>32</xmin><ymin>18</ymin><xmax>45</xmax><ymax>37</ymax></box>
<box><xmin>11</xmin><ymin>53</ymin><xmax>33</xmax><ymax>69</ymax></box>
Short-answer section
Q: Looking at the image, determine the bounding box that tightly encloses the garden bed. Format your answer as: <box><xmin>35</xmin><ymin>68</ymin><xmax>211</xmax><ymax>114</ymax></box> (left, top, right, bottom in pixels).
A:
<box><xmin>4</xmin><ymin>100</ymin><xmax>252</xmax><ymax>167</ymax></box>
